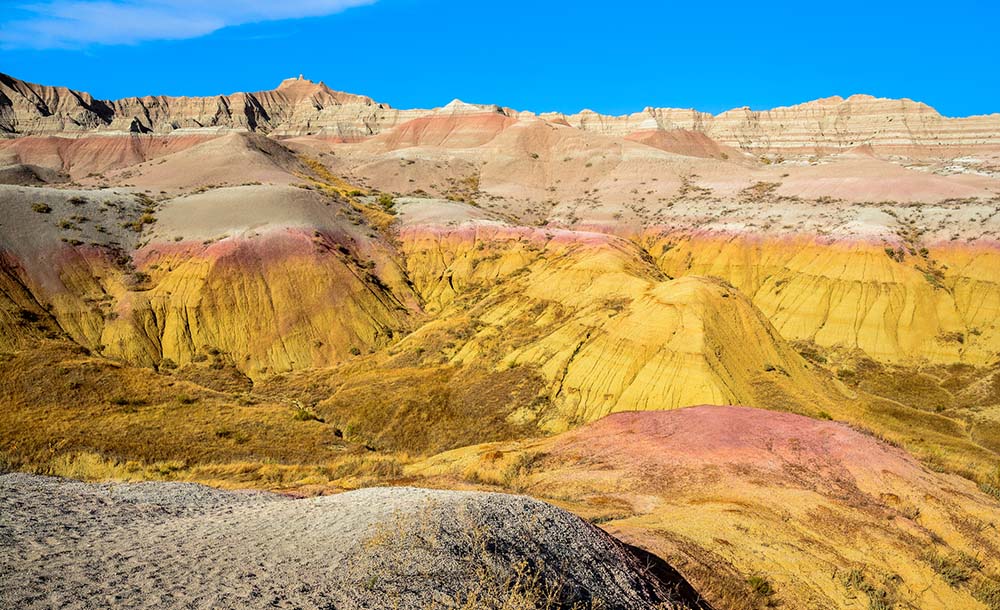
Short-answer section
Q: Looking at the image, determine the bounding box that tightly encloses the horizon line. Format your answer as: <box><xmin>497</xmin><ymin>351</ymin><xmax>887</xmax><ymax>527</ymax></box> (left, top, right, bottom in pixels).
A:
<box><xmin>4</xmin><ymin>70</ymin><xmax>999</xmax><ymax>121</ymax></box>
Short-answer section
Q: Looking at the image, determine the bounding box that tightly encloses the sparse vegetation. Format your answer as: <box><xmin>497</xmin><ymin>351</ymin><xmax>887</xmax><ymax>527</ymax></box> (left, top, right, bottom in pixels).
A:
<box><xmin>376</xmin><ymin>193</ymin><xmax>396</xmax><ymax>214</ymax></box>
<box><xmin>738</xmin><ymin>181</ymin><xmax>781</xmax><ymax>203</ymax></box>
<box><xmin>925</xmin><ymin>549</ymin><xmax>979</xmax><ymax>587</ymax></box>
<box><xmin>292</xmin><ymin>401</ymin><xmax>325</xmax><ymax>423</ymax></box>
<box><xmin>841</xmin><ymin>568</ymin><xmax>898</xmax><ymax>610</ymax></box>
<box><xmin>746</xmin><ymin>575</ymin><xmax>775</xmax><ymax>606</ymax></box>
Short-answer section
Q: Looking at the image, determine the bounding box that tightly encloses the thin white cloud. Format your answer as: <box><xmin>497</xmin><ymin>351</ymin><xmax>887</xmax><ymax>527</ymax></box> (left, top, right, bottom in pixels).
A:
<box><xmin>0</xmin><ymin>0</ymin><xmax>375</xmax><ymax>49</ymax></box>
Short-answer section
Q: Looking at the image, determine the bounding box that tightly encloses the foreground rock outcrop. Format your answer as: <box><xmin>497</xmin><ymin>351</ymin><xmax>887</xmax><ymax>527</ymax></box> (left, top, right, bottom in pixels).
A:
<box><xmin>0</xmin><ymin>474</ymin><xmax>710</xmax><ymax>609</ymax></box>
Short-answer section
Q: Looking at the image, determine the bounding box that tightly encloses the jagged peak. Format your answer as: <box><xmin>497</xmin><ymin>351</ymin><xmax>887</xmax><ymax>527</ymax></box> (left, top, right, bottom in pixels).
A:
<box><xmin>264</xmin><ymin>75</ymin><xmax>375</xmax><ymax>106</ymax></box>
<box><xmin>277</xmin><ymin>74</ymin><xmax>319</xmax><ymax>89</ymax></box>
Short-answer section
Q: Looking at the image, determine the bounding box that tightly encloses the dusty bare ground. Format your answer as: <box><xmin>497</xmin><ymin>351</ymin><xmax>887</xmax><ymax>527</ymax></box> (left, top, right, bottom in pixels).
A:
<box><xmin>0</xmin><ymin>473</ymin><xmax>710</xmax><ymax>610</ymax></box>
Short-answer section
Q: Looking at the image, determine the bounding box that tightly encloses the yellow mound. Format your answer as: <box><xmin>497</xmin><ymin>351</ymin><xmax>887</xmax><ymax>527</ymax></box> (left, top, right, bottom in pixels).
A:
<box><xmin>396</xmin><ymin>220</ymin><xmax>842</xmax><ymax>427</ymax></box>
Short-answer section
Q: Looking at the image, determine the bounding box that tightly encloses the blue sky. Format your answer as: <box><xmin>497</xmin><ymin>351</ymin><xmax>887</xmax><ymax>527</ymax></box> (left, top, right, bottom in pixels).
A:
<box><xmin>1</xmin><ymin>0</ymin><xmax>997</xmax><ymax>117</ymax></box>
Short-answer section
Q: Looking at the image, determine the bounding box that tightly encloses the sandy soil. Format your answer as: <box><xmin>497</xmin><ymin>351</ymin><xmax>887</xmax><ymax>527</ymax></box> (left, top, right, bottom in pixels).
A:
<box><xmin>0</xmin><ymin>474</ymin><xmax>709</xmax><ymax>609</ymax></box>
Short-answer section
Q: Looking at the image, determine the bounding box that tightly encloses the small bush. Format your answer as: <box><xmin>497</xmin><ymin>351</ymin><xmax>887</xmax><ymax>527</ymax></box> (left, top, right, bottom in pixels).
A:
<box><xmin>837</xmin><ymin>369</ymin><xmax>857</xmax><ymax>382</ymax></box>
<box><xmin>291</xmin><ymin>401</ymin><xmax>324</xmax><ymax>423</ymax></box>
<box><xmin>746</xmin><ymin>574</ymin><xmax>776</xmax><ymax>606</ymax></box>
<box><xmin>376</xmin><ymin>193</ymin><xmax>395</xmax><ymax>213</ymax></box>
<box><xmin>900</xmin><ymin>503</ymin><xmax>921</xmax><ymax>521</ymax></box>
<box><xmin>293</xmin><ymin>409</ymin><xmax>323</xmax><ymax>422</ymax></box>
<box><xmin>31</xmin><ymin>203</ymin><xmax>52</xmax><ymax>214</ymax></box>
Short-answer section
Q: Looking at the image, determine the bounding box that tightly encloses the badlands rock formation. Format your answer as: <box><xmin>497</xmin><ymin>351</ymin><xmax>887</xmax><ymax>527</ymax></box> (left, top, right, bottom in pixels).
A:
<box><xmin>4</xmin><ymin>72</ymin><xmax>1000</xmax><ymax>156</ymax></box>
<box><xmin>1</xmin><ymin>72</ymin><xmax>999</xmax><ymax>426</ymax></box>
<box><xmin>545</xmin><ymin>95</ymin><xmax>1000</xmax><ymax>157</ymax></box>
<box><xmin>2</xmin><ymin>72</ymin><xmax>1000</xmax><ymax>610</ymax></box>
<box><xmin>0</xmin><ymin>72</ymin><xmax>421</xmax><ymax>138</ymax></box>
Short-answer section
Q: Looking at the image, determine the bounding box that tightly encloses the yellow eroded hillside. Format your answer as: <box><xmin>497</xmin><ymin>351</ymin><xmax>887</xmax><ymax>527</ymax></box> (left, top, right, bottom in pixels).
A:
<box><xmin>396</xmin><ymin>219</ymin><xmax>842</xmax><ymax>427</ymax></box>
<box><xmin>647</xmin><ymin>233</ymin><xmax>1000</xmax><ymax>365</ymax></box>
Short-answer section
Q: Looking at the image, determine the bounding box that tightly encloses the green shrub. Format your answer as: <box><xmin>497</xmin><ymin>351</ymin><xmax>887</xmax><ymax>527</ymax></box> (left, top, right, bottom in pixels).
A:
<box><xmin>292</xmin><ymin>404</ymin><xmax>324</xmax><ymax>422</ymax></box>
<box><xmin>747</xmin><ymin>574</ymin><xmax>775</xmax><ymax>603</ymax></box>
<box><xmin>376</xmin><ymin>193</ymin><xmax>395</xmax><ymax>213</ymax></box>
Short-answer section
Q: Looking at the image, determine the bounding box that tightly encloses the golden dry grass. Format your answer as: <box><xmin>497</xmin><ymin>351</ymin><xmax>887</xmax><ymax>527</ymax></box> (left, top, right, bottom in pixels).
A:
<box><xmin>0</xmin><ymin>341</ymin><xmax>414</xmax><ymax>491</ymax></box>
<box><xmin>296</xmin><ymin>155</ymin><xmax>398</xmax><ymax>231</ymax></box>
<box><xmin>3</xmin><ymin>338</ymin><xmax>1000</xmax><ymax>609</ymax></box>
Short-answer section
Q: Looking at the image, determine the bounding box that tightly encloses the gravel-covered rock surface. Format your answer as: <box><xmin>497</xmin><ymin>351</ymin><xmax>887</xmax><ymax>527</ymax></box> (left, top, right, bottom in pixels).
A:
<box><xmin>0</xmin><ymin>473</ymin><xmax>710</xmax><ymax>609</ymax></box>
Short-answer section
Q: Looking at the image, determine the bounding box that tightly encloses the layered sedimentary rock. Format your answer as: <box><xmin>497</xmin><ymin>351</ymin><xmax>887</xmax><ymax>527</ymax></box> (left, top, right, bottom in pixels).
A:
<box><xmin>5</xmin><ymin>72</ymin><xmax>999</xmax><ymax>158</ymax></box>
<box><xmin>0</xmin><ymin>183</ymin><xmax>417</xmax><ymax>378</ymax></box>
<box><xmin>0</xmin><ymin>131</ymin><xmax>288</xmax><ymax>180</ymax></box>
<box><xmin>1</xmin><ymin>73</ymin><xmax>421</xmax><ymax>138</ymax></box>
<box><xmin>645</xmin><ymin>233</ymin><xmax>1000</xmax><ymax>365</ymax></box>
<box><xmin>2</xmin><ymin>73</ymin><xmax>999</xmax><ymax>418</ymax></box>
<box><xmin>544</xmin><ymin>95</ymin><xmax>1000</xmax><ymax>156</ymax></box>
<box><xmin>396</xmin><ymin>207</ymin><xmax>843</xmax><ymax>426</ymax></box>
<box><xmin>624</xmin><ymin>128</ymin><xmax>739</xmax><ymax>159</ymax></box>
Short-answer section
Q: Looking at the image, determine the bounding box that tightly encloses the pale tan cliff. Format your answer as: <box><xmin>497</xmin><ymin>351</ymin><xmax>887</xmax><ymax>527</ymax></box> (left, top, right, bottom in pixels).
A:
<box><xmin>4</xmin><ymin>73</ymin><xmax>998</xmax><ymax>158</ymax></box>
<box><xmin>540</xmin><ymin>95</ymin><xmax>1000</xmax><ymax>156</ymax></box>
<box><xmin>0</xmin><ymin>73</ymin><xmax>422</xmax><ymax>138</ymax></box>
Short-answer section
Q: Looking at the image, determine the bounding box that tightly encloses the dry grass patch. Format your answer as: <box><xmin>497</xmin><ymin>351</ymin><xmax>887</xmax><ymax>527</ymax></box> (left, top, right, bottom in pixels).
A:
<box><xmin>315</xmin><ymin>364</ymin><xmax>550</xmax><ymax>454</ymax></box>
<box><xmin>0</xmin><ymin>342</ymin><xmax>359</xmax><ymax>489</ymax></box>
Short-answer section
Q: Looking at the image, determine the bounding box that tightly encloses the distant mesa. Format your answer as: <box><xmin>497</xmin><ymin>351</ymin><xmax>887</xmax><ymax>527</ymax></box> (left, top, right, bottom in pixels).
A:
<box><xmin>3</xmin><ymin>71</ymin><xmax>999</xmax><ymax>157</ymax></box>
